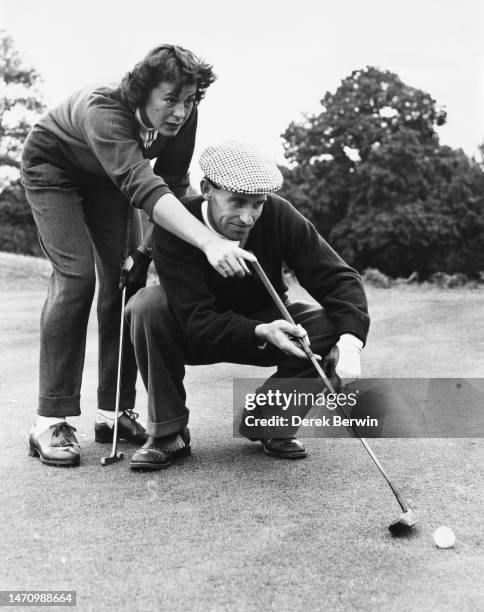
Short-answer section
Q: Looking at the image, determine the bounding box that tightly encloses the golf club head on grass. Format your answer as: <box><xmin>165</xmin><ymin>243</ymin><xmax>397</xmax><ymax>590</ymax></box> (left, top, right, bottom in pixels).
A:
<box><xmin>388</xmin><ymin>509</ymin><xmax>418</xmax><ymax>535</ymax></box>
<box><xmin>100</xmin><ymin>451</ymin><xmax>124</xmax><ymax>466</ymax></box>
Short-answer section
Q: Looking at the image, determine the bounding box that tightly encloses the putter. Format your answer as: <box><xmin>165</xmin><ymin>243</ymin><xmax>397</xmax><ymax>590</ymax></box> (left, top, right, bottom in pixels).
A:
<box><xmin>251</xmin><ymin>259</ymin><xmax>417</xmax><ymax>535</ymax></box>
<box><xmin>100</xmin><ymin>286</ymin><xmax>126</xmax><ymax>466</ymax></box>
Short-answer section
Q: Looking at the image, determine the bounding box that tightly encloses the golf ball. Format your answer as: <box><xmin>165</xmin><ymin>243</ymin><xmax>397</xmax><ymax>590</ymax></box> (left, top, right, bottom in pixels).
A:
<box><xmin>433</xmin><ymin>526</ymin><xmax>456</xmax><ymax>548</ymax></box>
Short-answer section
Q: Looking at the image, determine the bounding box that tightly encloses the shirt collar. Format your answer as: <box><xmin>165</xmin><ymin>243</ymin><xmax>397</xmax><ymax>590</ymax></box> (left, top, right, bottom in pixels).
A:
<box><xmin>135</xmin><ymin>107</ymin><xmax>153</xmax><ymax>130</ymax></box>
<box><xmin>201</xmin><ymin>200</ymin><xmax>226</xmax><ymax>239</ymax></box>
<box><xmin>135</xmin><ymin>108</ymin><xmax>158</xmax><ymax>149</ymax></box>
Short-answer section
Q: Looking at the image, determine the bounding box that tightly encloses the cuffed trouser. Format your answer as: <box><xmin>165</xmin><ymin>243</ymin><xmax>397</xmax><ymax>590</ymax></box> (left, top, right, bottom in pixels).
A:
<box><xmin>24</xmin><ymin>184</ymin><xmax>141</xmax><ymax>416</ymax></box>
<box><xmin>125</xmin><ymin>285</ymin><xmax>339</xmax><ymax>438</ymax></box>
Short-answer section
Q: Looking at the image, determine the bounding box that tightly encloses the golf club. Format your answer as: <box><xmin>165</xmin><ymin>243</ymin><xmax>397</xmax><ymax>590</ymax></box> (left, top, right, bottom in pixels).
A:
<box><xmin>100</xmin><ymin>286</ymin><xmax>126</xmax><ymax>466</ymax></box>
<box><xmin>100</xmin><ymin>209</ymin><xmax>134</xmax><ymax>465</ymax></box>
<box><xmin>251</xmin><ymin>258</ymin><xmax>417</xmax><ymax>535</ymax></box>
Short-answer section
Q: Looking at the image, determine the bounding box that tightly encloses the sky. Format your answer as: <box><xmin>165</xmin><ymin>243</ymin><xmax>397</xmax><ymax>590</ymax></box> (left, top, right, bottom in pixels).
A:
<box><xmin>2</xmin><ymin>0</ymin><xmax>483</xmax><ymax>184</ymax></box>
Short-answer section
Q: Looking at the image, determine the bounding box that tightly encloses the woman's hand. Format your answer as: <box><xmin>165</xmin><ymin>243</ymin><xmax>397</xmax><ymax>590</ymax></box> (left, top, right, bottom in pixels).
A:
<box><xmin>201</xmin><ymin>237</ymin><xmax>256</xmax><ymax>278</ymax></box>
<box><xmin>152</xmin><ymin>195</ymin><xmax>256</xmax><ymax>278</ymax></box>
<box><xmin>119</xmin><ymin>246</ymin><xmax>152</xmax><ymax>291</ymax></box>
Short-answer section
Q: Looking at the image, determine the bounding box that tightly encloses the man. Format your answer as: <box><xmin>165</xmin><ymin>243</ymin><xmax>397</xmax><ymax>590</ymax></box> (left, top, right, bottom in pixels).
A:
<box><xmin>125</xmin><ymin>141</ymin><xmax>370</xmax><ymax>470</ymax></box>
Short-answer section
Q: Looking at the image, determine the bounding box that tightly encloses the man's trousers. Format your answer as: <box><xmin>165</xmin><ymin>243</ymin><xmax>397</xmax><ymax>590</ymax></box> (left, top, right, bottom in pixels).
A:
<box><xmin>125</xmin><ymin>285</ymin><xmax>340</xmax><ymax>438</ymax></box>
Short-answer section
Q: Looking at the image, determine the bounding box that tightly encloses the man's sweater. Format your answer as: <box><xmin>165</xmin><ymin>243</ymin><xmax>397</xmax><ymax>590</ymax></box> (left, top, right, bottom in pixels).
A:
<box><xmin>153</xmin><ymin>194</ymin><xmax>370</xmax><ymax>363</ymax></box>
<box><xmin>21</xmin><ymin>84</ymin><xmax>197</xmax><ymax>216</ymax></box>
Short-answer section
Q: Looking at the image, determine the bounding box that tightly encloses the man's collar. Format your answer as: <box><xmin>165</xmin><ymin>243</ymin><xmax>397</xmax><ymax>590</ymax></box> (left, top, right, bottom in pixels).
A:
<box><xmin>201</xmin><ymin>200</ymin><xmax>226</xmax><ymax>239</ymax></box>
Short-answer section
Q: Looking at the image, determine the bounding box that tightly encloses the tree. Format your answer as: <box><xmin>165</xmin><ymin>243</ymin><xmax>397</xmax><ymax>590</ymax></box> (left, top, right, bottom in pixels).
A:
<box><xmin>0</xmin><ymin>31</ymin><xmax>46</xmax><ymax>255</ymax></box>
<box><xmin>280</xmin><ymin>66</ymin><xmax>484</xmax><ymax>277</ymax></box>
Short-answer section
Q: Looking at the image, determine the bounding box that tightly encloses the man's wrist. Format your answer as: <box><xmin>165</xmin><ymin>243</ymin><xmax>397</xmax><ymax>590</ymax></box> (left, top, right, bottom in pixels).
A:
<box><xmin>254</xmin><ymin>324</ymin><xmax>268</xmax><ymax>349</ymax></box>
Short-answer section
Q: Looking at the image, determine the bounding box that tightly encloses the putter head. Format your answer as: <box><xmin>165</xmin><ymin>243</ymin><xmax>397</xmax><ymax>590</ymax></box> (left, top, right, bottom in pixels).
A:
<box><xmin>100</xmin><ymin>451</ymin><xmax>124</xmax><ymax>466</ymax></box>
<box><xmin>388</xmin><ymin>509</ymin><xmax>417</xmax><ymax>535</ymax></box>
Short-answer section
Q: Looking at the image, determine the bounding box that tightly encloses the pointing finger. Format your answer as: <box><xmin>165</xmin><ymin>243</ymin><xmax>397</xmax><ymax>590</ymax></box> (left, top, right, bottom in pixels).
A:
<box><xmin>235</xmin><ymin>247</ymin><xmax>257</xmax><ymax>262</ymax></box>
<box><xmin>238</xmin><ymin>257</ymin><xmax>251</xmax><ymax>275</ymax></box>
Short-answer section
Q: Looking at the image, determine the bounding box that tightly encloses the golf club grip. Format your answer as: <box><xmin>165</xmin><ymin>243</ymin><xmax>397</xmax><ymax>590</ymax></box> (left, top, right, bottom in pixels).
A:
<box><xmin>251</xmin><ymin>258</ymin><xmax>410</xmax><ymax>513</ymax></box>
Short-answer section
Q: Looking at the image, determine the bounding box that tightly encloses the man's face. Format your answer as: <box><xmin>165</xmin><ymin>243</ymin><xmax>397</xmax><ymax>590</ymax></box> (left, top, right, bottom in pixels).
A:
<box><xmin>202</xmin><ymin>180</ymin><xmax>267</xmax><ymax>244</ymax></box>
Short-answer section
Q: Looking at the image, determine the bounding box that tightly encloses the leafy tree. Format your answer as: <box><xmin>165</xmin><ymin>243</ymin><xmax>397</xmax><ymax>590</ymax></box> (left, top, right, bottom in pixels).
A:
<box><xmin>0</xmin><ymin>31</ymin><xmax>45</xmax><ymax>255</ymax></box>
<box><xmin>283</xmin><ymin>66</ymin><xmax>446</xmax><ymax>165</ymax></box>
<box><xmin>280</xmin><ymin>66</ymin><xmax>484</xmax><ymax>277</ymax></box>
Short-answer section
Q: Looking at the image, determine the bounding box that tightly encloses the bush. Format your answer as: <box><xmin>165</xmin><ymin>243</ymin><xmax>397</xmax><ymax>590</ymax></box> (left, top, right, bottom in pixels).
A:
<box><xmin>362</xmin><ymin>267</ymin><xmax>482</xmax><ymax>289</ymax></box>
<box><xmin>0</xmin><ymin>182</ymin><xmax>42</xmax><ymax>257</ymax></box>
<box><xmin>362</xmin><ymin>268</ymin><xmax>393</xmax><ymax>288</ymax></box>
<box><xmin>429</xmin><ymin>272</ymin><xmax>469</xmax><ymax>289</ymax></box>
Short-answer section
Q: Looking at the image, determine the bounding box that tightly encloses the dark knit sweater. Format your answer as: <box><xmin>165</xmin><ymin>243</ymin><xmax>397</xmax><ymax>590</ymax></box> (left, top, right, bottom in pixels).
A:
<box><xmin>153</xmin><ymin>195</ymin><xmax>370</xmax><ymax>364</ymax></box>
<box><xmin>21</xmin><ymin>84</ymin><xmax>197</xmax><ymax>216</ymax></box>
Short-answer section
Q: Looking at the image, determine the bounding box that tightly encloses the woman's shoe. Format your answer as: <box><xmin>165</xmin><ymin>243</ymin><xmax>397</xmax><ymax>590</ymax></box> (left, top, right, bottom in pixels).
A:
<box><xmin>94</xmin><ymin>409</ymin><xmax>148</xmax><ymax>444</ymax></box>
<box><xmin>28</xmin><ymin>422</ymin><xmax>81</xmax><ymax>467</ymax></box>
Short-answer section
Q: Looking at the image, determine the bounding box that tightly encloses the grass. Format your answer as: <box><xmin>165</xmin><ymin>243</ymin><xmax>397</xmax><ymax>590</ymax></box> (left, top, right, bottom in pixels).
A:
<box><xmin>0</xmin><ymin>253</ymin><xmax>482</xmax><ymax>611</ymax></box>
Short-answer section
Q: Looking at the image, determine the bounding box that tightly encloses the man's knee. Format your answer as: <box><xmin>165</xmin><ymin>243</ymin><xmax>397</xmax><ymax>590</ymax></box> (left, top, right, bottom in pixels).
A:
<box><xmin>289</xmin><ymin>302</ymin><xmax>339</xmax><ymax>355</ymax></box>
<box><xmin>288</xmin><ymin>301</ymin><xmax>322</xmax><ymax>322</ymax></box>
<box><xmin>125</xmin><ymin>285</ymin><xmax>171</xmax><ymax>332</ymax></box>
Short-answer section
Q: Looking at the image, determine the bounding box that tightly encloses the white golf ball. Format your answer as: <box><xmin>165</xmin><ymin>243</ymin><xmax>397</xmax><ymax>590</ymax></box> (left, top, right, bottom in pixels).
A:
<box><xmin>433</xmin><ymin>526</ymin><xmax>456</xmax><ymax>548</ymax></box>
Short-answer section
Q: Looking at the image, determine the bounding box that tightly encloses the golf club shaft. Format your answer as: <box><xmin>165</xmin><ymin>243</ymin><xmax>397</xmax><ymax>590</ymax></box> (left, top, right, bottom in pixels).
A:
<box><xmin>251</xmin><ymin>259</ymin><xmax>411</xmax><ymax>513</ymax></box>
<box><xmin>101</xmin><ymin>212</ymin><xmax>133</xmax><ymax>466</ymax></box>
<box><xmin>113</xmin><ymin>209</ymin><xmax>132</xmax><ymax>449</ymax></box>
<box><xmin>111</xmin><ymin>286</ymin><xmax>126</xmax><ymax>456</ymax></box>
<box><xmin>304</xmin><ymin>350</ymin><xmax>409</xmax><ymax>512</ymax></box>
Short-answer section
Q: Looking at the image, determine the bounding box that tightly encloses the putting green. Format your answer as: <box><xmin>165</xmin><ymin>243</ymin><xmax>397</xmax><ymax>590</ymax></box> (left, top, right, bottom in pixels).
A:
<box><xmin>0</xmin><ymin>254</ymin><xmax>482</xmax><ymax>611</ymax></box>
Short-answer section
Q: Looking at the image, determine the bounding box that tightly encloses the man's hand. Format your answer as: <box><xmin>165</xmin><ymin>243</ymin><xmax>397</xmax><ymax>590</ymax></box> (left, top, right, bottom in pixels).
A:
<box><xmin>255</xmin><ymin>320</ymin><xmax>321</xmax><ymax>360</ymax></box>
<box><xmin>119</xmin><ymin>246</ymin><xmax>152</xmax><ymax>291</ymax></box>
<box><xmin>334</xmin><ymin>334</ymin><xmax>363</xmax><ymax>386</ymax></box>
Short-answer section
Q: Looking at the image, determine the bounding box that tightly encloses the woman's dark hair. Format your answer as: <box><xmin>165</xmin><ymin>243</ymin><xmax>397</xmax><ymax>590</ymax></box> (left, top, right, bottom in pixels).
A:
<box><xmin>120</xmin><ymin>44</ymin><xmax>217</xmax><ymax>109</ymax></box>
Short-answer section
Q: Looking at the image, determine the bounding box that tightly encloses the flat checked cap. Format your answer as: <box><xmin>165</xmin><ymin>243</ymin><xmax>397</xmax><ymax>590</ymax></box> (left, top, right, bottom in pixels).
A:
<box><xmin>199</xmin><ymin>141</ymin><xmax>283</xmax><ymax>194</ymax></box>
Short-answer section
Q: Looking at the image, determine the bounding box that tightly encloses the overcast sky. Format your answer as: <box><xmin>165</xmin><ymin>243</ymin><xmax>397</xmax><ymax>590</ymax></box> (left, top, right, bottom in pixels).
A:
<box><xmin>2</xmin><ymin>0</ymin><xmax>483</xmax><ymax>183</ymax></box>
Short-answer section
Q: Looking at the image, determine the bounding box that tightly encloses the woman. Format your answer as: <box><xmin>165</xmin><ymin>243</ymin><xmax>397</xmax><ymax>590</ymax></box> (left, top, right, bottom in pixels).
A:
<box><xmin>21</xmin><ymin>44</ymin><xmax>254</xmax><ymax>467</ymax></box>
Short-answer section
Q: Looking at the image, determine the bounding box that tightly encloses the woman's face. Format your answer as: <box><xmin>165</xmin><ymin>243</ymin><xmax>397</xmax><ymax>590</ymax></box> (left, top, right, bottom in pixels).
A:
<box><xmin>144</xmin><ymin>81</ymin><xmax>197</xmax><ymax>136</ymax></box>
